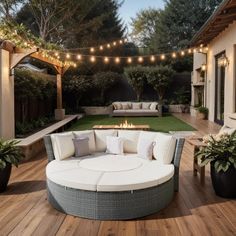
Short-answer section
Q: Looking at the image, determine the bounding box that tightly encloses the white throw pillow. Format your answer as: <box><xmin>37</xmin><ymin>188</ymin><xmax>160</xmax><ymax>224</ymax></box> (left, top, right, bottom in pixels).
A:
<box><xmin>113</xmin><ymin>102</ymin><xmax>122</xmax><ymax>110</ymax></box>
<box><xmin>137</xmin><ymin>137</ymin><xmax>155</xmax><ymax>160</ymax></box>
<box><xmin>142</xmin><ymin>102</ymin><xmax>152</xmax><ymax>110</ymax></box>
<box><xmin>150</xmin><ymin>102</ymin><xmax>158</xmax><ymax>110</ymax></box>
<box><xmin>106</xmin><ymin>136</ymin><xmax>124</xmax><ymax>155</ymax></box>
<box><xmin>153</xmin><ymin>133</ymin><xmax>176</xmax><ymax>164</ymax></box>
<box><xmin>73</xmin><ymin>130</ymin><xmax>96</xmax><ymax>153</ymax></box>
<box><xmin>73</xmin><ymin>137</ymin><xmax>90</xmax><ymax>157</ymax></box>
<box><xmin>132</xmin><ymin>103</ymin><xmax>142</xmax><ymax>110</ymax></box>
<box><xmin>118</xmin><ymin>130</ymin><xmax>140</xmax><ymax>153</ymax></box>
<box><xmin>95</xmin><ymin>130</ymin><xmax>118</xmax><ymax>152</ymax></box>
<box><xmin>51</xmin><ymin>132</ymin><xmax>75</xmax><ymax>161</ymax></box>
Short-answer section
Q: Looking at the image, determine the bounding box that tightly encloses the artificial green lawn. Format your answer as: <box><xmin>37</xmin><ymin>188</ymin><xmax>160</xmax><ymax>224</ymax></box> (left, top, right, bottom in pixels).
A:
<box><xmin>69</xmin><ymin>114</ymin><xmax>195</xmax><ymax>133</ymax></box>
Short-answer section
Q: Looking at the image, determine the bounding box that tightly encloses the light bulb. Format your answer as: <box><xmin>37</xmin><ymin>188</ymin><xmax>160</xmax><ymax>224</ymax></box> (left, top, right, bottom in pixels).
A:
<box><xmin>55</xmin><ymin>52</ymin><xmax>59</xmax><ymax>57</ymax></box>
<box><xmin>127</xmin><ymin>57</ymin><xmax>132</xmax><ymax>63</ymax></box>
<box><xmin>161</xmin><ymin>54</ymin><xmax>165</xmax><ymax>60</ymax></box>
<box><xmin>138</xmin><ymin>57</ymin><xmax>143</xmax><ymax>63</ymax></box>
<box><xmin>113</xmin><ymin>41</ymin><xmax>117</xmax><ymax>46</ymax></box>
<box><xmin>181</xmin><ymin>51</ymin><xmax>185</xmax><ymax>56</ymax></box>
<box><xmin>104</xmin><ymin>57</ymin><xmax>109</xmax><ymax>63</ymax></box>
<box><xmin>66</xmin><ymin>53</ymin><xmax>70</xmax><ymax>59</ymax></box>
<box><xmin>115</xmin><ymin>57</ymin><xmax>120</xmax><ymax>63</ymax></box>
<box><xmin>107</xmin><ymin>44</ymin><xmax>111</xmax><ymax>48</ymax></box>
<box><xmin>150</xmin><ymin>56</ymin><xmax>155</xmax><ymax>62</ymax></box>
<box><xmin>119</xmin><ymin>40</ymin><xmax>123</xmax><ymax>44</ymax></box>
<box><xmin>77</xmin><ymin>54</ymin><xmax>81</xmax><ymax>60</ymax></box>
<box><xmin>172</xmin><ymin>53</ymin><xmax>177</xmax><ymax>58</ymax></box>
<box><xmin>90</xmin><ymin>56</ymin><xmax>96</xmax><ymax>63</ymax></box>
<box><xmin>99</xmin><ymin>45</ymin><xmax>103</xmax><ymax>50</ymax></box>
<box><xmin>90</xmin><ymin>47</ymin><xmax>95</xmax><ymax>53</ymax></box>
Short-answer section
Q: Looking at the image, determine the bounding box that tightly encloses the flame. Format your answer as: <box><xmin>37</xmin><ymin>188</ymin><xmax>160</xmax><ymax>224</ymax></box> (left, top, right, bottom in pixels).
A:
<box><xmin>115</xmin><ymin>120</ymin><xmax>135</xmax><ymax>128</ymax></box>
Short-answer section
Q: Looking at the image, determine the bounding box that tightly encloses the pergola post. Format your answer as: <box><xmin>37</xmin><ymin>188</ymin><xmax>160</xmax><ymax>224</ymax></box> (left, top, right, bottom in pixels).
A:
<box><xmin>54</xmin><ymin>73</ymin><xmax>65</xmax><ymax>120</ymax></box>
<box><xmin>0</xmin><ymin>49</ymin><xmax>15</xmax><ymax>139</ymax></box>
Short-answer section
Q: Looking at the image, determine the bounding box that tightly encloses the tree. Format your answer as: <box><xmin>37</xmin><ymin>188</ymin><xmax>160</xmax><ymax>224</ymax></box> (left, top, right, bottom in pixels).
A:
<box><xmin>147</xmin><ymin>65</ymin><xmax>175</xmax><ymax>102</ymax></box>
<box><xmin>0</xmin><ymin>0</ymin><xmax>23</xmax><ymax>21</ymax></box>
<box><xmin>151</xmin><ymin>0</ymin><xmax>222</xmax><ymax>52</ymax></box>
<box><xmin>130</xmin><ymin>8</ymin><xmax>160</xmax><ymax>48</ymax></box>
<box><xmin>93</xmin><ymin>71</ymin><xmax>121</xmax><ymax>104</ymax></box>
<box><xmin>124</xmin><ymin>66</ymin><xmax>147</xmax><ymax>101</ymax></box>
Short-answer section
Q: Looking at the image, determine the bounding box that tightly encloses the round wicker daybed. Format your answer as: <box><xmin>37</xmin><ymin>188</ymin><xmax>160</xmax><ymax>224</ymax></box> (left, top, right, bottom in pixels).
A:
<box><xmin>44</xmin><ymin>130</ymin><xmax>185</xmax><ymax>220</ymax></box>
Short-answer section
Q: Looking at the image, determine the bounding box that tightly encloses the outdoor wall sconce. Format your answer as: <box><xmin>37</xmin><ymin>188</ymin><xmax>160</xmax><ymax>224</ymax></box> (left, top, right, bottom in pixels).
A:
<box><xmin>201</xmin><ymin>63</ymin><xmax>207</xmax><ymax>71</ymax></box>
<box><xmin>218</xmin><ymin>54</ymin><xmax>229</xmax><ymax>67</ymax></box>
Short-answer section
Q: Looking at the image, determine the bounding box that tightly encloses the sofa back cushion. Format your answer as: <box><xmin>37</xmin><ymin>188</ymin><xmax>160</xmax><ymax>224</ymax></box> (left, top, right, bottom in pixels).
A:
<box><xmin>113</xmin><ymin>102</ymin><xmax>122</xmax><ymax>110</ymax></box>
<box><xmin>73</xmin><ymin>130</ymin><xmax>96</xmax><ymax>153</ymax></box>
<box><xmin>142</xmin><ymin>102</ymin><xmax>152</xmax><ymax>110</ymax></box>
<box><xmin>132</xmin><ymin>102</ymin><xmax>142</xmax><ymax>110</ymax></box>
<box><xmin>150</xmin><ymin>102</ymin><xmax>158</xmax><ymax>111</ymax></box>
<box><xmin>95</xmin><ymin>130</ymin><xmax>118</xmax><ymax>152</ymax></box>
<box><xmin>153</xmin><ymin>133</ymin><xmax>176</xmax><ymax>164</ymax></box>
<box><xmin>121</xmin><ymin>102</ymin><xmax>131</xmax><ymax>110</ymax></box>
<box><xmin>118</xmin><ymin>130</ymin><xmax>140</xmax><ymax>153</ymax></box>
<box><xmin>51</xmin><ymin>132</ymin><xmax>75</xmax><ymax>161</ymax></box>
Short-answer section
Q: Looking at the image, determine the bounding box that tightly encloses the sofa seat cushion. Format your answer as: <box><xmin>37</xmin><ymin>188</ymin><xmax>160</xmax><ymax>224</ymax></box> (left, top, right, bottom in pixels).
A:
<box><xmin>97</xmin><ymin>162</ymin><xmax>174</xmax><ymax>192</ymax></box>
<box><xmin>118</xmin><ymin>130</ymin><xmax>140</xmax><ymax>153</ymax></box>
<box><xmin>123</xmin><ymin>109</ymin><xmax>158</xmax><ymax>113</ymax></box>
<box><xmin>79</xmin><ymin>155</ymin><xmax>144</xmax><ymax>172</ymax></box>
<box><xmin>46</xmin><ymin>160</ymin><xmax>103</xmax><ymax>191</ymax></box>
<box><xmin>47</xmin><ymin>155</ymin><xmax>174</xmax><ymax>192</ymax></box>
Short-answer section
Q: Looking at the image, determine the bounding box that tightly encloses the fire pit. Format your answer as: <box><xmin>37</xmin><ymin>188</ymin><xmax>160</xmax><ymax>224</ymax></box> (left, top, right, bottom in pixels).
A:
<box><xmin>93</xmin><ymin>120</ymin><xmax>150</xmax><ymax>131</ymax></box>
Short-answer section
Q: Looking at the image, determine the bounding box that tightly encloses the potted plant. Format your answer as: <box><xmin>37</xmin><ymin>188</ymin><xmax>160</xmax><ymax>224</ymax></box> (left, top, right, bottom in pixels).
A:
<box><xmin>197</xmin><ymin>106</ymin><xmax>208</xmax><ymax>120</ymax></box>
<box><xmin>196</xmin><ymin>132</ymin><xmax>236</xmax><ymax>198</ymax></box>
<box><xmin>0</xmin><ymin>139</ymin><xmax>24</xmax><ymax>192</ymax></box>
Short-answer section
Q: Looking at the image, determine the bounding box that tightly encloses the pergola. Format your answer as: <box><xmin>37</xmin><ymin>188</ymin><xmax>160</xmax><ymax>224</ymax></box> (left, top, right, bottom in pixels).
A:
<box><xmin>0</xmin><ymin>40</ymin><xmax>69</xmax><ymax>139</ymax></box>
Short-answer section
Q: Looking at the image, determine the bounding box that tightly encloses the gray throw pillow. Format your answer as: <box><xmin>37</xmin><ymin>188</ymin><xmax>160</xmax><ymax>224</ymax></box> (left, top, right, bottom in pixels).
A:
<box><xmin>73</xmin><ymin>137</ymin><xmax>90</xmax><ymax>157</ymax></box>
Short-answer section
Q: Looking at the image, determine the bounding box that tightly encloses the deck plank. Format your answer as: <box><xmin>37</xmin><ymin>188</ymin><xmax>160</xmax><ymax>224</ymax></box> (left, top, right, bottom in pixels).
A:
<box><xmin>0</xmin><ymin>114</ymin><xmax>235</xmax><ymax>236</ymax></box>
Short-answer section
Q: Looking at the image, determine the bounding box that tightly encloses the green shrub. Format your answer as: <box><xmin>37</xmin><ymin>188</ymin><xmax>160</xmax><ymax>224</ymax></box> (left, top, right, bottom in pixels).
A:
<box><xmin>198</xmin><ymin>106</ymin><xmax>209</xmax><ymax>115</ymax></box>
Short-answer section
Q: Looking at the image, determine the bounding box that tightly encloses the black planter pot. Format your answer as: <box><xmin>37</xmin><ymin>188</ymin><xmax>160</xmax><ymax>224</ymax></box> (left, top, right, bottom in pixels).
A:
<box><xmin>0</xmin><ymin>163</ymin><xmax>12</xmax><ymax>193</ymax></box>
<box><xmin>211</xmin><ymin>162</ymin><xmax>236</xmax><ymax>198</ymax></box>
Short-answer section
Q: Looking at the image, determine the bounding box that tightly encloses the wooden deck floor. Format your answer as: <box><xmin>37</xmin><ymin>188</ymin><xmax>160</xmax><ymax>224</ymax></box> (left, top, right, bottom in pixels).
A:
<box><xmin>1</xmin><ymin>114</ymin><xmax>236</xmax><ymax>236</ymax></box>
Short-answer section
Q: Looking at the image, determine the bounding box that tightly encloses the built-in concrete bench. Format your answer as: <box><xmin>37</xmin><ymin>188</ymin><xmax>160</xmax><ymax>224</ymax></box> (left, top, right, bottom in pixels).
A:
<box><xmin>17</xmin><ymin>115</ymin><xmax>82</xmax><ymax>160</ymax></box>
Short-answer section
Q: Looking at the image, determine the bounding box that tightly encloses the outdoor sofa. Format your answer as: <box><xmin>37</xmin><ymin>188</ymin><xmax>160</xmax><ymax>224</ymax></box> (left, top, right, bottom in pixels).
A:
<box><xmin>44</xmin><ymin>129</ymin><xmax>184</xmax><ymax>220</ymax></box>
<box><xmin>110</xmin><ymin>102</ymin><xmax>162</xmax><ymax>117</ymax></box>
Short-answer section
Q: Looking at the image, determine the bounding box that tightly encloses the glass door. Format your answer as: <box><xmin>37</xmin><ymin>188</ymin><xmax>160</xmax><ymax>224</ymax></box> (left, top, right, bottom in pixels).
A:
<box><xmin>215</xmin><ymin>53</ymin><xmax>225</xmax><ymax>125</ymax></box>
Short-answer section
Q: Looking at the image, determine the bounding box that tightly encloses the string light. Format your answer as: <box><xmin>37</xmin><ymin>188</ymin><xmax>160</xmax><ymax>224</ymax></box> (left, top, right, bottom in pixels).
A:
<box><xmin>104</xmin><ymin>57</ymin><xmax>109</xmax><ymax>63</ymax></box>
<box><xmin>115</xmin><ymin>57</ymin><xmax>120</xmax><ymax>63</ymax></box>
<box><xmin>172</xmin><ymin>52</ymin><xmax>177</xmax><ymax>58</ymax></box>
<box><xmin>90</xmin><ymin>47</ymin><xmax>95</xmax><ymax>53</ymax></box>
<box><xmin>188</xmin><ymin>49</ymin><xmax>192</xmax><ymax>54</ymax></box>
<box><xmin>99</xmin><ymin>45</ymin><xmax>104</xmax><ymax>50</ymax></box>
<box><xmin>73</xmin><ymin>63</ymin><xmax>77</xmax><ymax>68</ymax></box>
<box><xmin>127</xmin><ymin>57</ymin><xmax>132</xmax><ymax>63</ymax></box>
<box><xmin>150</xmin><ymin>55</ymin><xmax>155</xmax><ymax>62</ymax></box>
<box><xmin>161</xmin><ymin>54</ymin><xmax>165</xmax><ymax>60</ymax></box>
<box><xmin>90</xmin><ymin>56</ymin><xmax>96</xmax><ymax>63</ymax></box>
<box><xmin>119</xmin><ymin>40</ymin><xmax>123</xmax><ymax>44</ymax></box>
<box><xmin>138</xmin><ymin>57</ymin><xmax>143</xmax><ymax>63</ymax></box>
<box><xmin>66</xmin><ymin>53</ymin><xmax>70</xmax><ymax>59</ymax></box>
<box><xmin>181</xmin><ymin>51</ymin><xmax>185</xmax><ymax>56</ymax></box>
<box><xmin>113</xmin><ymin>41</ymin><xmax>117</xmax><ymax>46</ymax></box>
<box><xmin>77</xmin><ymin>54</ymin><xmax>82</xmax><ymax>60</ymax></box>
<box><xmin>193</xmin><ymin>48</ymin><xmax>197</xmax><ymax>53</ymax></box>
<box><xmin>54</xmin><ymin>52</ymin><xmax>59</xmax><ymax>57</ymax></box>
<box><xmin>107</xmin><ymin>44</ymin><xmax>111</xmax><ymax>48</ymax></box>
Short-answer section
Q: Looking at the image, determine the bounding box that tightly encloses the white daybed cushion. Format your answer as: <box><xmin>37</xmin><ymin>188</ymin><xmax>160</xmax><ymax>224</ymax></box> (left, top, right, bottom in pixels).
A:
<box><xmin>79</xmin><ymin>155</ymin><xmax>143</xmax><ymax>172</ymax></box>
<box><xmin>153</xmin><ymin>133</ymin><xmax>176</xmax><ymax>164</ymax></box>
<box><xmin>95</xmin><ymin>130</ymin><xmax>118</xmax><ymax>152</ymax></box>
<box><xmin>73</xmin><ymin>130</ymin><xmax>96</xmax><ymax>152</ymax></box>
<box><xmin>46</xmin><ymin>160</ymin><xmax>103</xmax><ymax>191</ymax></box>
<box><xmin>51</xmin><ymin>132</ymin><xmax>75</xmax><ymax>161</ymax></box>
<box><xmin>97</xmin><ymin>161</ymin><xmax>174</xmax><ymax>192</ymax></box>
<box><xmin>219</xmin><ymin>126</ymin><xmax>236</xmax><ymax>135</ymax></box>
<box><xmin>106</xmin><ymin>136</ymin><xmax>124</xmax><ymax>155</ymax></box>
<box><xmin>118</xmin><ymin>130</ymin><xmax>140</xmax><ymax>153</ymax></box>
